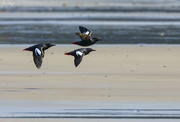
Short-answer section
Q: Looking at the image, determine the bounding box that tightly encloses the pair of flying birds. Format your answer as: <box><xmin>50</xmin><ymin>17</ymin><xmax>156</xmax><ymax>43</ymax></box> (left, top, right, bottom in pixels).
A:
<box><xmin>23</xmin><ymin>26</ymin><xmax>101</xmax><ymax>68</ymax></box>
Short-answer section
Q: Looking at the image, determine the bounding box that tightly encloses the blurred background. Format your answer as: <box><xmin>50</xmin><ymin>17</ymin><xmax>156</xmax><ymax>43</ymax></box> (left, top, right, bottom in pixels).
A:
<box><xmin>0</xmin><ymin>0</ymin><xmax>180</xmax><ymax>44</ymax></box>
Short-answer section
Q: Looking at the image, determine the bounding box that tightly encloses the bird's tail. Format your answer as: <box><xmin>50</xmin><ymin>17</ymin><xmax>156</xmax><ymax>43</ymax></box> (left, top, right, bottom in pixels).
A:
<box><xmin>23</xmin><ymin>49</ymin><xmax>29</xmax><ymax>51</ymax></box>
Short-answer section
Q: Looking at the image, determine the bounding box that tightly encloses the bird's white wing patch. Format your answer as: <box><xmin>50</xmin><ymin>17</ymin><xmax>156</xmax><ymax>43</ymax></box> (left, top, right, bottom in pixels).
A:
<box><xmin>35</xmin><ymin>48</ymin><xmax>41</xmax><ymax>56</ymax></box>
<box><xmin>84</xmin><ymin>31</ymin><xmax>90</xmax><ymax>35</ymax></box>
<box><xmin>76</xmin><ymin>51</ymin><xmax>83</xmax><ymax>57</ymax></box>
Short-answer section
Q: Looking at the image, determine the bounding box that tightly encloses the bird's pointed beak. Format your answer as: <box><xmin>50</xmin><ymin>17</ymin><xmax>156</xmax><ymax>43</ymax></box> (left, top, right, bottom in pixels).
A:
<box><xmin>92</xmin><ymin>49</ymin><xmax>96</xmax><ymax>51</ymax></box>
<box><xmin>52</xmin><ymin>44</ymin><xmax>56</xmax><ymax>46</ymax></box>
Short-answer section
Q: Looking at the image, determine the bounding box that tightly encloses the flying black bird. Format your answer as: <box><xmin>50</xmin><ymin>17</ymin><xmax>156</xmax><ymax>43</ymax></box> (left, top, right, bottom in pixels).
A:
<box><xmin>72</xmin><ymin>26</ymin><xmax>101</xmax><ymax>46</ymax></box>
<box><xmin>23</xmin><ymin>43</ymin><xmax>55</xmax><ymax>69</ymax></box>
<box><xmin>64</xmin><ymin>48</ymin><xmax>96</xmax><ymax>67</ymax></box>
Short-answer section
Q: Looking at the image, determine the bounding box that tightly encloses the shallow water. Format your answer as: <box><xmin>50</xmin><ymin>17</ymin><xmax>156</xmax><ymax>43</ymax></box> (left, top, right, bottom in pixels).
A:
<box><xmin>1</xmin><ymin>0</ymin><xmax>180</xmax><ymax>45</ymax></box>
<box><xmin>4</xmin><ymin>109</ymin><xmax>180</xmax><ymax>119</ymax></box>
<box><xmin>1</xmin><ymin>101</ymin><xmax>180</xmax><ymax>119</ymax></box>
<box><xmin>1</xmin><ymin>21</ymin><xmax>180</xmax><ymax>44</ymax></box>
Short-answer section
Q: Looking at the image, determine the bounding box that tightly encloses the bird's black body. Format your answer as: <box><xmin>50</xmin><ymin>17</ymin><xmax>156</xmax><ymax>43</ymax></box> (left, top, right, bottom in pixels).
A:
<box><xmin>72</xmin><ymin>26</ymin><xmax>101</xmax><ymax>46</ymax></box>
<box><xmin>23</xmin><ymin>43</ymin><xmax>55</xmax><ymax>69</ymax></box>
<box><xmin>64</xmin><ymin>48</ymin><xmax>95</xmax><ymax>67</ymax></box>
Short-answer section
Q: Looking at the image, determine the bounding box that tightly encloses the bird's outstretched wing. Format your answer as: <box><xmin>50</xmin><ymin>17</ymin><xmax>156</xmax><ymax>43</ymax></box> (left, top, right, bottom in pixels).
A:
<box><xmin>76</xmin><ymin>26</ymin><xmax>92</xmax><ymax>41</ymax></box>
<box><xmin>74</xmin><ymin>56</ymin><xmax>83</xmax><ymax>67</ymax></box>
<box><xmin>76</xmin><ymin>33</ymin><xmax>91</xmax><ymax>41</ymax></box>
<box><xmin>74</xmin><ymin>51</ymin><xmax>83</xmax><ymax>67</ymax></box>
<box><xmin>33</xmin><ymin>47</ymin><xmax>43</xmax><ymax>68</ymax></box>
<box><xmin>79</xmin><ymin>26</ymin><xmax>91</xmax><ymax>35</ymax></box>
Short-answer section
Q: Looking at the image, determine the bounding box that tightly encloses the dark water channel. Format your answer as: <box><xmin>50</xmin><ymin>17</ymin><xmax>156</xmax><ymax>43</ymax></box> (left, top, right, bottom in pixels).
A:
<box><xmin>1</xmin><ymin>21</ymin><xmax>180</xmax><ymax>44</ymax></box>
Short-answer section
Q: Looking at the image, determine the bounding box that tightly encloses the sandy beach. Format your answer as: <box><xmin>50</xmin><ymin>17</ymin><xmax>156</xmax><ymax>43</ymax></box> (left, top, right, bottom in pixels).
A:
<box><xmin>0</xmin><ymin>44</ymin><xmax>180</xmax><ymax>121</ymax></box>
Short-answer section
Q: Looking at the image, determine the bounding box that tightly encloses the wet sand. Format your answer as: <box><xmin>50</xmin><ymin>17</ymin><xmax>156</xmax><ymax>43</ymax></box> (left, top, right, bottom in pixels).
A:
<box><xmin>0</xmin><ymin>44</ymin><xmax>180</xmax><ymax>121</ymax></box>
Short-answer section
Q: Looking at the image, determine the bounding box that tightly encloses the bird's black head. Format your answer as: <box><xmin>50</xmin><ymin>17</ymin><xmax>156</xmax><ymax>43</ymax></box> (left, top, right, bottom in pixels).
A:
<box><xmin>92</xmin><ymin>37</ymin><xmax>102</xmax><ymax>42</ymax></box>
<box><xmin>88</xmin><ymin>48</ymin><xmax>96</xmax><ymax>51</ymax></box>
<box><xmin>85</xmin><ymin>48</ymin><xmax>96</xmax><ymax>55</ymax></box>
<box><xmin>43</xmin><ymin>43</ymin><xmax>56</xmax><ymax>50</ymax></box>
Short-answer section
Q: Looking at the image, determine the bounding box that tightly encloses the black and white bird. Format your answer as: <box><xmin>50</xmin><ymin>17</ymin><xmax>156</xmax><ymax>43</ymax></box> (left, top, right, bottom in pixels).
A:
<box><xmin>72</xmin><ymin>26</ymin><xmax>101</xmax><ymax>46</ymax></box>
<box><xmin>64</xmin><ymin>48</ymin><xmax>96</xmax><ymax>67</ymax></box>
<box><xmin>23</xmin><ymin>43</ymin><xmax>55</xmax><ymax>69</ymax></box>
